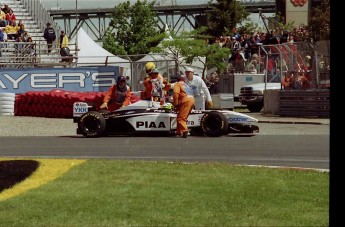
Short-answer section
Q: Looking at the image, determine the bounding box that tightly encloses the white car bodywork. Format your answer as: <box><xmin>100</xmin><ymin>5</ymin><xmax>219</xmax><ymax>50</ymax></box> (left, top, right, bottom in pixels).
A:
<box><xmin>73</xmin><ymin>100</ymin><xmax>259</xmax><ymax>137</ymax></box>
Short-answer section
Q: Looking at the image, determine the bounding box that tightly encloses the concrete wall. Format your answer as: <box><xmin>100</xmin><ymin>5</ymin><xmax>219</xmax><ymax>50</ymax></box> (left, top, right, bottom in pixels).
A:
<box><xmin>263</xmin><ymin>89</ymin><xmax>279</xmax><ymax>115</ymax></box>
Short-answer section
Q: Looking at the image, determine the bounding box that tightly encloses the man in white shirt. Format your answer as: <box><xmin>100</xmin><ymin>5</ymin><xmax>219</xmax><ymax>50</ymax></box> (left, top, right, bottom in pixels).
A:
<box><xmin>183</xmin><ymin>67</ymin><xmax>213</xmax><ymax>110</ymax></box>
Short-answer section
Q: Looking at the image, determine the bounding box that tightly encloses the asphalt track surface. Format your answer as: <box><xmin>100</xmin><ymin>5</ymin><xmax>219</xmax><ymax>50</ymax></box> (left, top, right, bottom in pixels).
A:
<box><xmin>0</xmin><ymin>121</ymin><xmax>330</xmax><ymax>170</ymax></box>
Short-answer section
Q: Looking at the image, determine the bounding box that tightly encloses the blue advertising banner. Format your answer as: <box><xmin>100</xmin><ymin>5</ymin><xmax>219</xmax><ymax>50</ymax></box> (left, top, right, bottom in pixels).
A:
<box><xmin>0</xmin><ymin>66</ymin><xmax>119</xmax><ymax>93</ymax></box>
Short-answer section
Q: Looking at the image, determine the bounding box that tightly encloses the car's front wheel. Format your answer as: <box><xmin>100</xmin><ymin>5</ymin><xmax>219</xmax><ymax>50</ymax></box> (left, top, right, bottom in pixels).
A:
<box><xmin>78</xmin><ymin>111</ymin><xmax>106</xmax><ymax>137</ymax></box>
<box><xmin>200</xmin><ymin>111</ymin><xmax>228</xmax><ymax>137</ymax></box>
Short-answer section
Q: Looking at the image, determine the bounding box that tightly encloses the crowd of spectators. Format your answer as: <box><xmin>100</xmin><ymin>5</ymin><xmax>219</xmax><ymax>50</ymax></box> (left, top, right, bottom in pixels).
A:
<box><xmin>0</xmin><ymin>2</ymin><xmax>35</xmax><ymax>58</ymax></box>
<box><xmin>202</xmin><ymin>25</ymin><xmax>316</xmax><ymax>92</ymax></box>
<box><xmin>211</xmin><ymin>26</ymin><xmax>311</xmax><ymax>75</ymax></box>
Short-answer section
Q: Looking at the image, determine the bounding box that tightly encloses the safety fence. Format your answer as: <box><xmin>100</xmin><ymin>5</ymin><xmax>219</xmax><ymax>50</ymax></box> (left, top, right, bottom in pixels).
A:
<box><xmin>260</xmin><ymin>41</ymin><xmax>330</xmax><ymax>90</ymax></box>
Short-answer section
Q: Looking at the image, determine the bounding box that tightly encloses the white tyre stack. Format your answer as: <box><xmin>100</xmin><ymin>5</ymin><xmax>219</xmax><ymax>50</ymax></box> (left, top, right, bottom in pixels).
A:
<box><xmin>0</xmin><ymin>93</ymin><xmax>16</xmax><ymax>116</ymax></box>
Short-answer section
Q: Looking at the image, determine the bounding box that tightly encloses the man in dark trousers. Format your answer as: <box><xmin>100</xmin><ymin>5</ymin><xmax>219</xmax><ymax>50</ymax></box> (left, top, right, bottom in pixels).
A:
<box><xmin>43</xmin><ymin>22</ymin><xmax>56</xmax><ymax>54</ymax></box>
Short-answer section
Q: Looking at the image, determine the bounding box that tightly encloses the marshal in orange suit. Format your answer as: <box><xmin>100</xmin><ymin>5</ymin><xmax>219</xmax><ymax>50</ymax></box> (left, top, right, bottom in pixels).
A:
<box><xmin>100</xmin><ymin>76</ymin><xmax>131</xmax><ymax>112</ymax></box>
<box><xmin>173</xmin><ymin>76</ymin><xmax>195</xmax><ymax>138</ymax></box>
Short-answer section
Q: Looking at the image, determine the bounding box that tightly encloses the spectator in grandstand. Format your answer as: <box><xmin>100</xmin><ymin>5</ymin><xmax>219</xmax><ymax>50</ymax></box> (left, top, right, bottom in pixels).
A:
<box><xmin>5</xmin><ymin>19</ymin><xmax>19</xmax><ymax>40</ymax></box>
<box><xmin>14</xmin><ymin>36</ymin><xmax>24</xmax><ymax>56</ymax></box>
<box><xmin>59</xmin><ymin>30</ymin><xmax>73</xmax><ymax>62</ymax></box>
<box><xmin>280</xmin><ymin>30</ymin><xmax>289</xmax><ymax>43</ymax></box>
<box><xmin>241</xmin><ymin>33</ymin><xmax>252</xmax><ymax>60</ymax></box>
<box><xmin>17</xmin><ymin>22</ymin><xmax>25</xmax><ymax>38</ymax></box>
<box><xmin>219</xmin><ymin>36</ymin><xmax>226</xmax><ymax>47</ymax></box>
<box><xmin>17</xmin><ymin>19</ymin><xmax>25</xmax><ymax>30</ymax></box>
<box><xmin>25</xmin><ymin>36</ymin><xmax>35</xmax><ymax>56</ymax></box>
<box><xmin>0</xmin><ymin>8</ymin><xmax>6</xmax><ymax>27</ymax></box>
<box><xmin>0</xmin><ymin>27</ymin><xmax>4</xmax><ymax>57</ymax></box>
<box><xmin>305</xmin><ymin>55</ymin><xmax>312</xmax><ymax>72</ymax></box>
<box><xmin>250</xmin><ymin>37</ymin><xmax>261</xmax><ymax>57</ymax></box>
<box><xmin>266</xmin><ymin>52</ymin><xmax>277</xmax><ymax>81</ymax></box>
<box><xmin>214</xmin><ymin>36</ymin><xmax>221</xmax><ymax>47</ymax></box>
<box><xmin>281</xmin><ymin>71</ymin><xmax>294</xmax><ymax>90</ymax></box>
<box><xmin>1</xmin><ymin>3</ymin><xmax>10</xmax><ymax>13</ymax></box>
<box><xmin>208</xmin><ymin>72</ymin><xmax>220</xmax><ymax>94</ymax></box>
<box><xmin>2</xmin><ymin>26</ymin><xmax>7</xmax><ymax>41</ymax></box>
<box><xmin>5</xmin><ymin>8</ymin><xmax>16</xmax><ymax>25</ymax></box>
<box><xmin>43</xmin><ymin>22</ymin><xmax>56</xmax><ymax>54</ymax></box>
<box><xmin>21</xmin><ymin>30</ymin><xmax>29</xmax><ymax>42</ymax></box>
<box><xmin>222</xmin><ymin>36</ymin><xmax>232</xmax><ymax>49</ymax></box>
<box><xmin>228</xmin><ymin>48</ymin><xmax>245</xmax><ymax>73</ymax></box>
<box><xmin>254</xmin><ymin>33</ymin><xmax>262</xmax><ymax>44</ymax></box>
<box><xmin>59</xmin><ymin>30</ymin><xmax>67</xmax><ymax>54</ymax></box>
<box><xmin>247</xmin><ymin>59</ymin><xmax>258</xmax><ymax>74</ymax></box>
<box><xmin>288</xmin><ymin>34</ymin><xmax>295</xmax><ymax>43</ymax></box>
<box><xmin>251</xmin><ymin>53</ymin><xmax>259</xmax><ymax>61</ymax></box>
<box><xmin>0</xmin><ymin>27</ymin><xmax>3</xmax><ymax>39</ymax></box>
<box><xmin>232</xmin><ymin>36</ymin><xmax>241</xmax><ymax>52</ymax></box>
<box><xmin>59</xmin><ymin>30</ymin><xmax>68</xmax><ymax>49</ymax></box>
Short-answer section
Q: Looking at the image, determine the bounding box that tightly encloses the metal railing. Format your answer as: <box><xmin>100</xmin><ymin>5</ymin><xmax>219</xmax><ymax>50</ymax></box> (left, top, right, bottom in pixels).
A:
<box><xmin>0</xmin><ymin>40</ymin><xmax>77</xmax><ymax>68</ymax></box>
<box><xmin>20</xmin><ymin>0</ymin><xmax>60</xmax><ymax>35</ymax></box>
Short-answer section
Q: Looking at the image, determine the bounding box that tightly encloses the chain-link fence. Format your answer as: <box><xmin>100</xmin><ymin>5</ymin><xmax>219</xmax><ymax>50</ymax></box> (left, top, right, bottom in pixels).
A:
<box><xmin>260</xmin><ymin>40</ymin><xmax>330</xmax><ymax>90</ymax></box>
<box><xmin>129</xmin><ymin>54</ymin><xmax>179</xmax><ymax>92</ymax></box>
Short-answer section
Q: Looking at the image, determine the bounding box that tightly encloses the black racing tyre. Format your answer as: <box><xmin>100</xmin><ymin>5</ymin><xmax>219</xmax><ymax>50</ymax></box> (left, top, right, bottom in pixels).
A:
<box><xmin>78</xmin><ymin>111</ymin><xmax>106</xmax><ymax>137</ymax></box>
<box><xmin>200</xmin><ymin>111</ymin><xmax>228</xmax><ymax>137</ymax></box>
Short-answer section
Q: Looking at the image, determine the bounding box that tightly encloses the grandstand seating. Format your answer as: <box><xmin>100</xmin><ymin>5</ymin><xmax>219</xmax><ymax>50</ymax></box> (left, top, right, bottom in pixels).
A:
<box><xmin>1</xmin><ymin>0</ymin><xmax>64</xmax><ymax>67</ymax></box>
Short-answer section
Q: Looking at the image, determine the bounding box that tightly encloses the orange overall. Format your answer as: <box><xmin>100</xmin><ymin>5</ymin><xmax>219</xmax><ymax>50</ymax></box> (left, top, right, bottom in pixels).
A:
<box><xmin>173</xmin><ymin>80</ymin><xmax>195</xmax><ymax>135</ymax></box>
<box><xmin>102</xmin><ymin>84</ymin><xmax>131</xmax><ymax>111</ymax></box>
<box><xmin>141</xmin><ymin>74</ymin><xmax>171</xmax><ymax>101</ymax></box>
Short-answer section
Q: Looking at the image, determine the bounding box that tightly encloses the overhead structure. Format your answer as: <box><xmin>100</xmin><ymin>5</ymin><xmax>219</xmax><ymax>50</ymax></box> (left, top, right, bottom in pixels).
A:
<box><xmin>49</xmin><ymin>1</ymin><xmax>275</xmax><ymax>41</ymax></box>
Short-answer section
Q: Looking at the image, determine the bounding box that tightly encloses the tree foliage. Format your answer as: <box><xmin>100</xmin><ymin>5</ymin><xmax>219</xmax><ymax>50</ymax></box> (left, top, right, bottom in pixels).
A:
<box><xmin>102</xmin><ymin>0</ymin><xmax>160</xmax><ymax>60</ymax></box>
<box><xmin>307</xmin><ymin>0</ymin><xmax>330</xmax><ymax>42</ymax></box>
<box><xmin>153</xmin><ymin>27</ymin><xmax>230</xmax><ymax>78</ymax></box>
<box><xmin>206</xmin><ymin>0</ymin><xmax>249</xmax><ymax>39</ymax></box>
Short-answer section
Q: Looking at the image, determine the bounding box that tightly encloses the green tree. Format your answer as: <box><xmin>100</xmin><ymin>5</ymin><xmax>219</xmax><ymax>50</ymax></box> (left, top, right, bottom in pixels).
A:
<box><xmin>307</xmin><ymin>0</ymin><xmax>330</xmax><ymax>42</ymax></box>
<box><xmin>102</xmin><ymin>0</ymin><xmax>160</xmax><ymax>60</ymax></box>
<box><xmin>206</xmin><ymin>0</ymin><xmax>250</xmax><ymax>38</ymax></box>
<box><xmin>152</xmin><ymin>27</ymin><xmax>230</xmax><ymax>79</ymax></box>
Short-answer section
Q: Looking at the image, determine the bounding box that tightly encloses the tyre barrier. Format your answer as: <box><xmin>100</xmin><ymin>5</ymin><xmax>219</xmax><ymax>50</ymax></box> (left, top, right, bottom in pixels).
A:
<box><xmin>13</xmin><ymin>89</ymin><xmax>141</xmax><ymax>118</ymax></box>
<box><xmin>14</xmin><ymin>90</ymin><xmax>105</xmax><ymax>118</ymax></box>
<box><xmin>0</xmin><ymin>93</ymin><xmax>16</xmax><ymax>116</ymax></box>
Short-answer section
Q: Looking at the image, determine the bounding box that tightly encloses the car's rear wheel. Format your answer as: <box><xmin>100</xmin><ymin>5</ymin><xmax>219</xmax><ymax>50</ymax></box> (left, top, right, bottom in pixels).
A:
<box><xmin>200</xmin><ymin>111</ymin><xmax>228</xmax><ymax>137</ymax></box>
<box><xmin>78</xmin><ymin>111</ymin><xmax>106</xmax><ymax>137</ymax></box>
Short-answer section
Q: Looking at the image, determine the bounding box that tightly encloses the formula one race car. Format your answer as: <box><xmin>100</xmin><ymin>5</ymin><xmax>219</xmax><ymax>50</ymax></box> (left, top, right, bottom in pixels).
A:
<box><xmin>73</xmin><ymin>100</ymin><xmax>259</xmax><ymax>138</ymax></box>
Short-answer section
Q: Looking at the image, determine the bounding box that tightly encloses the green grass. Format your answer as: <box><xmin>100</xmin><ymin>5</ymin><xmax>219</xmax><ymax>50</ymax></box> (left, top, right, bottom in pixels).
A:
<box><xmin>0</xmin><ymin>160</ymin><xmax>329</xmax><ymax>227</ymax></box>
